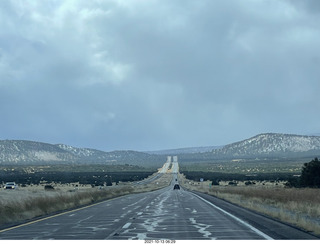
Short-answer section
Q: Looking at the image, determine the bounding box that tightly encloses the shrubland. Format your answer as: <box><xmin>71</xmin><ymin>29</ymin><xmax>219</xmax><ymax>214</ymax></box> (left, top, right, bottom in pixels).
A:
<box><xmin>0</xmin><ymin>164</ymin><xmax>155</xmax><ymax>186</ymax></box>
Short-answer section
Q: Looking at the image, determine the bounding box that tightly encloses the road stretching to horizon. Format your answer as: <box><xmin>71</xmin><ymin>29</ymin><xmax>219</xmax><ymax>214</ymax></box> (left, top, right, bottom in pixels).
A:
<box><xmin>0</xmin><ymin>160</ymin><xmax>318</xmax><ymax>240</ymax></box>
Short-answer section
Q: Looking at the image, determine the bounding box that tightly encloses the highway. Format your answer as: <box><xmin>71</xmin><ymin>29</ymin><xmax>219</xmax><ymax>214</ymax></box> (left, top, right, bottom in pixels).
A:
<box><xmin>0</xmin><ymin>161</ymin><xmax>318</xmax><ymax>240</ymax></box>
<box><xmin>131</xmin><ymin>158</ymin><xmax>173</xmax><ymax>186</ymax></box>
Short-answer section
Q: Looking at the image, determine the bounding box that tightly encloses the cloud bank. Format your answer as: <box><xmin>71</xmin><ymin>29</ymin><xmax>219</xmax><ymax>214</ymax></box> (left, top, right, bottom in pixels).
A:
<box><xmin>1</xmin><ymin>0</ymin><xmax>320</xmax><ymax>151</ymax></box>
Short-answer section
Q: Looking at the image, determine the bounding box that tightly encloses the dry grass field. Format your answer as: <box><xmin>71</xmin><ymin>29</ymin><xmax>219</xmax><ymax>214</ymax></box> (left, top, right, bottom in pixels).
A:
<box><xmin>179</xmin><ymin>173</ymin><xmax>320</xmax><ymax>236</ymax></box>
<box><xmin>0</xmin><ymin>173</ymin><xmax>171</xmax><ymax>228</ymax></box>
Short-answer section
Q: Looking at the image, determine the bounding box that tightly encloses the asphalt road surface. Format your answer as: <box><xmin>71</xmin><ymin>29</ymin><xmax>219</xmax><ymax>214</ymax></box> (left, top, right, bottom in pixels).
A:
<box><xmin>131</xmin><ymin>162</ymin><xmax>176</xmax><ymax>186</ymax></box>
<box><xmin>0</xmin><ymin>172</ymin><xmax>318</xmax><ymax>240</ymax></box>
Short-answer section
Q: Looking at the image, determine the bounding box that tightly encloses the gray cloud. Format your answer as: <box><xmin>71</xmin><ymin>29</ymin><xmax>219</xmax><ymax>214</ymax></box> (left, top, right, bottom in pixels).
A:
<box><xmin>1</xmin><ymin>0</ymin><xmax>320</xmax><ymax>151</ymax></box>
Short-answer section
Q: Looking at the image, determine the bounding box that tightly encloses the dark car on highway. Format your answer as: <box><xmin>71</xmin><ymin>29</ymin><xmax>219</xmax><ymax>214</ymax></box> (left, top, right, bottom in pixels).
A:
<box><xmin>173</xmin><ymin>184</ymin><xmax>180</xmax><ymax>190</ymax></box>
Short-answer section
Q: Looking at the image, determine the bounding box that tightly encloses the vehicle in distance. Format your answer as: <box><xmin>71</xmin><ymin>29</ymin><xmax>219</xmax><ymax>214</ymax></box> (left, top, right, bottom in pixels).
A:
<box><xmin>4</xmin><ymin>182</ymin><xmax>18</xmax><ymax>190</ymax></box>
<box><xmin>173</xmin><ymin>184</ymin><xmax>180</xmax><ymax>190</ymax></box>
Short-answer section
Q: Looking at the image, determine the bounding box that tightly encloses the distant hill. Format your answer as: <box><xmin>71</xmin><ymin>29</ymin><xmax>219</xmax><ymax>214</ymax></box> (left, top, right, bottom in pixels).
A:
<box><xmin>0</xmin><ymin>140</ymin><xmax>165</xmax><ymax>166</ymax></box>
<box><xmin>0</xmin><ymin>140</ymin><xmax>74</xmax><ymax>163</ymax></box>
<box><xmin>1</xmin><ymin>133</ymin><xmax>320</xmax><ymax>166</ymax></box>
<box><xmin>211</xmin><ymin>133</ymin><xmax>320</xmax><ymax>159</ymax></box>
<box><xmin>146</xmin><ymin>146</ymin><xmax>223</xmax><ymax>155</ymax></box>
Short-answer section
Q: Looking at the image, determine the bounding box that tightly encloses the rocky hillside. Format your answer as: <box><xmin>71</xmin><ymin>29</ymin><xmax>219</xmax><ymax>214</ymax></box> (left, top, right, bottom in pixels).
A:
<box><xmin>0</xmin><ymin>140</ymin><xmax>165</xmax><ymax>166</ymax></box>
<box><xmin>211</xmin><ymin>133</ymin><xmax>320</xmax><ymax>159</ymax></box>
<box><xmin>0</xmin><ymin>140</ymin><xmax>74</xmax><ymax>163</ymax></box>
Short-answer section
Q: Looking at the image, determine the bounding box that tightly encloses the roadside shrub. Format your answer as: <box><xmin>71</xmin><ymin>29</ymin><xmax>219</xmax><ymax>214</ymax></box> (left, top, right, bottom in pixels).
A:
<box><xmin>300</xmin><ymin>158</ymin><xmax>320</xmax><ymax>188</ymax></box>
<box><xmin>44</xmin><ymin>185</ymin><xmax>55</xmax><ymax>191</ymax></box>
<box><xmin>245</xmin><ymin>181</ymin><xmax>255</xmax><ymax>186</ymax></box>
<box><xmin>228</xmin><ymin>181</ymin><xmax>237</xmax><ymax>186</ymax></box>
<box><xmin>285</xmin><ymin>177</ymin><xmax>300</xmax><ymax>188</ymax></box>
<box><xmin>211</xmin><ymin>179</ymin><xmax>220</xmax><ymax>185</ymax></box>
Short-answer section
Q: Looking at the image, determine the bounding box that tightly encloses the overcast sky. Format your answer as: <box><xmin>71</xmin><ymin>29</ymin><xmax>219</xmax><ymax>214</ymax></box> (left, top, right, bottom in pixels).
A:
<box><xmin>1</xmin><ymin>0</ymin><xmax>320</xmax><ymax>151</ymax></box>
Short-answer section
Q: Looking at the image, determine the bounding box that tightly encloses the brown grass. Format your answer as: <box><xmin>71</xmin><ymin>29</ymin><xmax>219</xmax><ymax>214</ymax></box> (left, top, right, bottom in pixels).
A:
<box><xmin>0</xmin><ymin>186</ymin><xmax>134</xmax><ymax>226</ymax></box>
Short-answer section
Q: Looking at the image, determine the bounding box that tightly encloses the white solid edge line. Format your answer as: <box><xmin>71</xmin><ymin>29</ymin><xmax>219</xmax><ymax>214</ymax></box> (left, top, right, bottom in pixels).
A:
<box><xmin>191</xmin><ymin>192</ymin><xmax>274</xmax><ymax>240</ymax></box>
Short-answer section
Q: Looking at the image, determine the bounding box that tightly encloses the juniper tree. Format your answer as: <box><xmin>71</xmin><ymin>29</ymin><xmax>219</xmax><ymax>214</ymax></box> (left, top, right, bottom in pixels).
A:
<box><xmin>300</xmin><ymin>157</ymin><xmax>320</xmax><ymax>187</ymax></box>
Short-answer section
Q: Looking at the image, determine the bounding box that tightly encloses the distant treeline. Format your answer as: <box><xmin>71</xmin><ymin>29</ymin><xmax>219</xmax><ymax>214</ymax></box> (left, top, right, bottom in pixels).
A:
<box><xmin>0</xmin><ymin>171</ymin><xmax>154</xmax><ymax>186</ymax></box>
<box><xmin>181</xmin><ymin>171</ymin><xmax>297</xmax><ymax>184</ymax></box>
<box><xmin>182</xmin><ymin>157</ymin><xmax>320</xmax><ymax>188</ymax></box>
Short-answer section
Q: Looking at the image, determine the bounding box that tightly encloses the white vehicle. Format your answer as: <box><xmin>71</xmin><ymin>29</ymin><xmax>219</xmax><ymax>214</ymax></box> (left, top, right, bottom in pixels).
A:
<box><xmin>4</xmin><ymin>182</ymin><xmax>18</xmax><ymax>190</ymax></box>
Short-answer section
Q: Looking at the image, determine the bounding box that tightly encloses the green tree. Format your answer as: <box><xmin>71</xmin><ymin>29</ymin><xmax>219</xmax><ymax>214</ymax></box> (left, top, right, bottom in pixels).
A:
<box><xmin>300</xmin><ymin>158</ymin><xmax>320</xmax><ymax>187</ymax></box>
